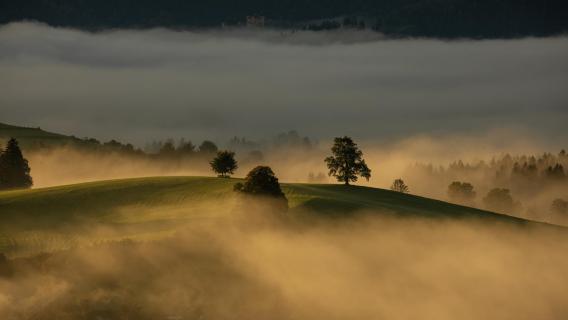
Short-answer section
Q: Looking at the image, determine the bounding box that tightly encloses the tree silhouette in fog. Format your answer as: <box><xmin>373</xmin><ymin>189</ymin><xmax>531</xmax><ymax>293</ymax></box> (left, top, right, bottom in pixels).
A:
<box><xmin>199</xmin><ymin>141</ymin><xmax>218</xmax><ymax>154</ymax></box>
<box><xmin>483</xmin><ymin>188</ymin><xmax>518</xmax><ymax>213</ymax></box>
<box><xmin>447</xmin><ymin>181</ymin><xmax>476</xmax><ymax>205</ymax></box>
<box><xmin>390</xmin><ymin>179</ymin><xmax>409</xmax><ymax>193</ymax></box>
<box><xmin>0</xmin><ymin>138</ymin><xmax>33</xmax><ymax>190</ymax></box>
<box><xmin>234</xmin><ymin>166</ymin><xmax>288</xmax><ymax>210</ymax></box>
<box><xmin>545</xmin><ymin>164</ymin><xmax>566</xmax><ymax>181</ymax></box>
<box><xmin>159</xmin><ymin>139</ymin><xmax>176</xmax><ymax>157</ymax></box>
<box><xmin>551</xmin><ymin>198</ymin><xmax>568</xmax><ymax>215</ymax></box>
<box><xmin>325</xmin><ymin>136</ymin><xmax>371</xmax><ymax>186</ymax></box>
<box><xmin>210</xmin><ymin>151</ymin><xmax>238</xmax><ymax>178</ymax></box>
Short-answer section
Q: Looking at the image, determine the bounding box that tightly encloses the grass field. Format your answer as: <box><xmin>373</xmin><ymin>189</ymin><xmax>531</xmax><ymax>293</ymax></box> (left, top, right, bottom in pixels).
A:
<box><xmin>0</xmin><ymin>176</ymin><xmax>545</xmax><ymax>256</ymax></box>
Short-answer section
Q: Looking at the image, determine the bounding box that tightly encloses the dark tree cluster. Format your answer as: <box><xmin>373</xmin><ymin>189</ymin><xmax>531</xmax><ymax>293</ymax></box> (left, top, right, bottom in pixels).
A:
<box><xmin>410</xmin><ymin>150</ymin><xmax>568</xmax><ymax>214</ymax></box>
<box><xmin>342</xmin><ymin>16</ymin><xmax>366</xmax><ymax>29</ymax></box>
<box><xmin>413</xmin><ymin>151</ymin><xmax>568</xmax><ymax>185</ymax></box>
<box><xmin>483</xmin><ymin>188</ymin><xmax>520</xmax><ymax>214</ymax></box>
<box><xmin>302</xmin><ymin>20</ymin><xmax>341</xmax><ymax>31</ymax></box>
<box><xmin>272</xmin><ymin>130</ymin><xmax>312</xmax><ymax>151</ymax></box>
<box><xmin>0</xmin><ymin>138</ymin><xmax>33</xmax><ymax>190</ymax></box>
<box><xmin>146</xmin><ymin>139</ymin><xmax>219</xmax><ymax>159</ymax></box>
<box><xmin>2</xmin><ymin>0</ymin><xmax>567</xmax><ymax>38</ymax></box>
<box><xmin>99</xmin><ymin>139</ymin><xmax>143</xmax><ymax>155</ymax></box>
<box><xmin>447</xmin><ymin>181</ymin><xmax>476</xmax><ymax>206</ymax></box>
<box><xmin>444</xmin><ymin>181</ymin><xmax>522</xmax><ymax>214</ymax></box>
<box><xmin>551</xmin><ymin>198</ymin><xmax>568</xmax><ymax>216</ymax></box>
<box><xmin>233</xmin><ymin>166</ymin><xmax>288</xmax><ymax>211</ymax></box>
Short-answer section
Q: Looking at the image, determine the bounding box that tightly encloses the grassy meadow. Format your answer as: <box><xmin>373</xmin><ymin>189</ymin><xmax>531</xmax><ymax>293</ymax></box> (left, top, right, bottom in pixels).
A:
<box><xmin>0</xmin><ymin>176</ymin><xmax>547</xmax><ymax>257</ymax></box>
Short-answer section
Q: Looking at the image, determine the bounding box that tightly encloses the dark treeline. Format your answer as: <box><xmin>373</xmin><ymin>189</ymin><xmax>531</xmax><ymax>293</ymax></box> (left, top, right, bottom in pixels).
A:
<box><xmin>2</xmin><ymin>0</ymin><xmax>567</xmax><ymax>38</ymax></box>
<box><xmin>145</xmin><ymin>130</ymin><xmax>313</xmax><ymax>159</ymax></box>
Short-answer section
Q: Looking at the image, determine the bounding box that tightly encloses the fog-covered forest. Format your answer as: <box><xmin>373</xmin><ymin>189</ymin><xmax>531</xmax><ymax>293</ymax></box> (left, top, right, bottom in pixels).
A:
<box><xmin>2</xmin><ymin>0</ymin><xmax>567</xmax><ymax>38</ymax></box>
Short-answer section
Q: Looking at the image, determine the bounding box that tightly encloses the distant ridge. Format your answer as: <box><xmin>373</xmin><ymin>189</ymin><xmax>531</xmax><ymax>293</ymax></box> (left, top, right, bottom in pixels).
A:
<box><xmin>1</xmin><ymin>0</ymin><xmax>567</xmax><ymax>38</ymax></box>
<box><xmin>0</xmin><ymin>122</ymin><xmax>78</xmax><ymax>148</ymax></box>
<box><xmin>0</xmin><ymin>122</ymin><xmax>139</xmax><ymax>152</ymax></box>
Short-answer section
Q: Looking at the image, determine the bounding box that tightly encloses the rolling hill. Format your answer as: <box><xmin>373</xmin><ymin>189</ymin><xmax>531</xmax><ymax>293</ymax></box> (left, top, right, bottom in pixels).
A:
<box><xmin>0</xmin><ymin>176</ymin><xmax>552</xmax><ymax>257</ymax></box>
<box><xmin>0</xmin><ymin>122</ymin><xmax>140</xmax><ymax>153</ymax></box>
<box><xmin>0</xmin><ymin>122</ymin><xmax>83</xmax><ymax>149</ymax></box>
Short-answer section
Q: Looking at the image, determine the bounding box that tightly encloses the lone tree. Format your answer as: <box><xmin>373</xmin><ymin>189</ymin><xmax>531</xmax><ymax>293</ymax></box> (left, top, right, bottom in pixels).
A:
<box><xmin>390</xmin><ymin>178</ymin><xmax>409</xmax><ymax>193</ymax></box>
<box><xmin>0</xmin><ymin>138</ymin><xmax>33</xmax><ymax>190</ymax></box>
<box><xmin>210</xmin><ymin>150</ymin><xmax>238</xmax><ymax>178</ymax></box>
<box><xmin>324</xmin><ymin>136</ymin><xmax>371</xmax><ymax>185</ymax></box>
<box><xmin>234</xmin><ymin>166</ymin><xmax>288</xmax><ymax>210</ymax></box>
<box><xmin>447</xmin><ymin>181</ymin><xmax>476</xmax><ymax>205</ymax></box>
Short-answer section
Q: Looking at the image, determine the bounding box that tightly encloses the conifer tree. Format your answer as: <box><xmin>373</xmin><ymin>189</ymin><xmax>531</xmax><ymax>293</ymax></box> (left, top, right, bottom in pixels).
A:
<box><xmin>0</xmin><ymin>138</ymin><xmax>33</xmax><ymax>190</ymax></box>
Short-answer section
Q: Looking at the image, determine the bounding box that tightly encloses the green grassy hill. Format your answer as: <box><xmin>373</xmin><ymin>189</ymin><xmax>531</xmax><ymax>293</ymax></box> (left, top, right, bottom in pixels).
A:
<box><xmin>0</xmin><ymin>176</ymin><xmax>549</xmax><ymax>256</ymax></box>
<box><xmin>0</xmin><ymin>122</ymin><xmax>82</xmax><ymax>149</ymax></box>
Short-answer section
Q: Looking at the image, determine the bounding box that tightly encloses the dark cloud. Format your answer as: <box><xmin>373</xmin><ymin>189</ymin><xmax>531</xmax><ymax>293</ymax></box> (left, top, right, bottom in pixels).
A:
<box><xmin>0</xmin><ymin>22</ymin><xmax>567</xmax><ymax>146</ymax></box>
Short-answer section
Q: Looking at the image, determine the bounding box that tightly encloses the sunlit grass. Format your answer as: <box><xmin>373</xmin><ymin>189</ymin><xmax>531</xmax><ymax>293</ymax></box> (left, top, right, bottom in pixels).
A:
<box><xmin>0</xmin><ymin>176</ymin><xmax>536</xmax><ymax>256</ymax></box>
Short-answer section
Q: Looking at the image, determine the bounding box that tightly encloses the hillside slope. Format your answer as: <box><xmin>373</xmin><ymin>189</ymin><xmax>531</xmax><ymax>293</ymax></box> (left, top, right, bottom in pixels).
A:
<box><xmin>0</xmin><ymin>122</ymin><xmax>81</xmax><ymax>149</ymax></box>
<box><xmin>0</xmin><ymin>176</ymin><xmax>549</xmax><ymax>256</ymax></box>
<box><xmin>0</xmin><ymin>122</ymin><xmax>141</xmax><ymax>154</ymax></box>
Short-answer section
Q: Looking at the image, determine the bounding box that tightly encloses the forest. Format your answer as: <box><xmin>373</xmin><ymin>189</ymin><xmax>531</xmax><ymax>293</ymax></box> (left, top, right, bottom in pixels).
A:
<box><xmin>2</xmin><ymin>0</ymin><xmax>567</xmax><ymax>38</ymax></box>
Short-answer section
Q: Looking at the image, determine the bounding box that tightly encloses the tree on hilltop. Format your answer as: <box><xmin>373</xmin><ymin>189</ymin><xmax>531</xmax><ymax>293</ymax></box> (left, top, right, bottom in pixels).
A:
<box><xmin>390</xmin><ymin>178</ymin><xmax>409</xmax><ymax>193</ymax></box>
<box><xmin>483</xmin><ymin>188</ymin><xmax>519</xmax><ymax>213</ymax></box>
<box><xmin>210</xmin><ymin>151</ymin><xmax>238</xmax><ymax>178</ymax></box>
<box><xmin>234</xmin><ymin>166</ymin><xmax>288</xmax><ymax>211</ymax></box>
<box><xmin>447</xmin><ymin>181</ymin><xmax>476</xmax><ymax>205</ymax></box>
<box><xmin>324</xmin><ymin>136</ymin><xmax>371</xmax><ymax>185</ymax></box>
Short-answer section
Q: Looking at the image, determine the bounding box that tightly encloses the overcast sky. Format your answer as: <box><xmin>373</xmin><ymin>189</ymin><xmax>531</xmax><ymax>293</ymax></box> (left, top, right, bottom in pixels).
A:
<box><xmin>1</xmin><ymin>22</ymin><xmax>567</xmax><ymax>147</ymax></box>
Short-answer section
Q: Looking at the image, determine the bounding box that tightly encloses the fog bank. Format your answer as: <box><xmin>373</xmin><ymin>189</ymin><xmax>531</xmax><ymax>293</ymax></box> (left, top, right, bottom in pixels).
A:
<box><xmin>1</xmin><ymin>22</ymin><xmax>567</xmax><ymax>146</ymax></box>
<box><xmin>1</xmin><ymin>206</ymin><xmax>567</xmax><ymax>320</ymax></box>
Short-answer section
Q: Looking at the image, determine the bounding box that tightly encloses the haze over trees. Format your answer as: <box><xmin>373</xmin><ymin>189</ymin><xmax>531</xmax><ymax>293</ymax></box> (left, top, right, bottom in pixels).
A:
<box><xmin>483</xmin><ymin>188</ymin><xmax>519</xmax><ymax>214</ymax></box>
<box><xmin>0</xmin><ymin>138</ymin><xmax>33</xmax><ymax>190</ymax></box>
<box><xmin>408</xmin><ymin>150</ymin><xmax>567</xmax><ymax>217</ymax></box>
<box><xmin>551</xmin><ymin>199</ymin><xmax>568</xmax><ymax>215</ymax></box>
<box><xmin>325</xmin><ymin>136</ymin><xmax>371</xmax><ymax>186</ymax></box>
<box><xmin>199</xmin><ymin>141</ymin><xmax>219</xmax><ymax>155</ymax></box>
<box><xmin>447</xmin><ymin>181</ymin><xmax>476</xmax><ymax>206</ymax></box>
<box><xmin>390</xmin><ymin>179</ymin><xmax>409</xmax><ymax>193</ymax></box>
<box><xmin>210</xmin><ymin>151</ymin><xmax>238</xmax><ymax>178</ymax></box>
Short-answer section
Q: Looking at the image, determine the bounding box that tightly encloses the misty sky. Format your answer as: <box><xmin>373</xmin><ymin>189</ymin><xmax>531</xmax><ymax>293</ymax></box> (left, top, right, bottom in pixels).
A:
<box><xmin>1</xmin><ymin>22</ymin><xmax>567</xmax><ymax>146</ymax></box>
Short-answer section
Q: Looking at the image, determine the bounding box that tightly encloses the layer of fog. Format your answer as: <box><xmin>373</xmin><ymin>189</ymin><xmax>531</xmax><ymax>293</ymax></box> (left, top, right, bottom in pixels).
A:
<box><xmin>1</xmin><ymin>201</ymin><xmax>567</xmax><ymax>320</ymax></box>
<box><xmin>1</xmin><ymin>22</ymin><xmax>567</xmax><ymax>146</ymax></box>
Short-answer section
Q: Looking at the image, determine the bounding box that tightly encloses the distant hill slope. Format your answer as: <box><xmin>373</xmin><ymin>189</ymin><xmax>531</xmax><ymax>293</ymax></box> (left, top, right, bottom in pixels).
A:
<box><xmin>0</xmin><ymin>176</ymin><xmax>556</xmax><ymax>257</ymax></box>
<box><xmin>0</xmin><ymin>122</ymin><xmax>140</xmax><ymax>153</ymax></box>
<box><xmin>2</xmin><ymin>0</ymin><xmax>567</xmax><ymax>38</ymax></box>
<box><xmin>0</xmin><ymin>122</ymin><xmax>80</xmax><ymax>149</ymax></box>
